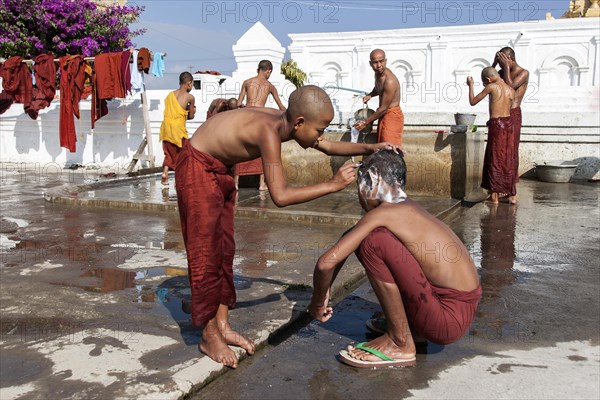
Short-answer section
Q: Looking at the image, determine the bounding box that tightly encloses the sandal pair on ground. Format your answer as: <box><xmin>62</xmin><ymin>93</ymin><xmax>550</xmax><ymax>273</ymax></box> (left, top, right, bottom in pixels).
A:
<box><xmin>338</xmin><ymin>315</ymin><xmax>427</xmax><ymax>369</ymax></box>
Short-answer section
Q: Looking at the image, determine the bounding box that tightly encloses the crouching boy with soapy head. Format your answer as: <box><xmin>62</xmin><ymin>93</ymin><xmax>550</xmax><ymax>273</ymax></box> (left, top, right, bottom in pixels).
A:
<box><xmin>308</xmin><ymin>150</ymin><xmax>482</xmax><ymax>368</ymax></box>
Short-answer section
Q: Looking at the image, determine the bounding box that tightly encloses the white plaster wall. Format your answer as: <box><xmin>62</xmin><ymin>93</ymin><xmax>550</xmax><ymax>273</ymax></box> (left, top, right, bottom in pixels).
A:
<box><xmin>288</xmin><ymin>18</ymin><xmax>600</xmax><ymax>126</ymax></box>
<box><xmin>288</xmin><ymin>18</ymin><xmax>600</xmax><ymax>179</ymax></box>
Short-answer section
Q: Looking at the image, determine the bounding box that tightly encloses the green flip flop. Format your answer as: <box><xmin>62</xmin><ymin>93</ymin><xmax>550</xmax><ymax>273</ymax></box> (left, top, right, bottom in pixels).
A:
<box><xmin>338</xmin><ymin>342</ymin><xmax>416</xmax><ymax>368</ymax></box>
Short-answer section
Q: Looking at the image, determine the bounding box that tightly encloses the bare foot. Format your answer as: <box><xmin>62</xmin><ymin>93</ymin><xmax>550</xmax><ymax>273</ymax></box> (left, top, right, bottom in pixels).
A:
<box><xmin>347</xmin><ymin>333</ymin><xmax>415</xmax><ymax>362</ymax></box>
<box><xmin>258</xmin><ymin>174</ymin><xmax>268</xmax><ymax>191</ymax></box>
<box><xmin>199</xmin><ymin>324</ymin><xmax>238</xmax><ymax>368</ymax></box>
<box><xmin>218</xmin><ymin>322</ymin><xmax>255</xmax><ymax>355</ymax></box>
<box><xmin>484</xmin><ymin>192</ymin><xmax>499</xmax><ymax>205</ymax></box>
<box><xmin>508</xmin><ymin>195</ymin><xmax>517</xmax><ymax>204</ymax></box>
<box><xmin>161</xmin><ymin>173</ymin><xmax>169</xmax><ymax>186</ymax></box>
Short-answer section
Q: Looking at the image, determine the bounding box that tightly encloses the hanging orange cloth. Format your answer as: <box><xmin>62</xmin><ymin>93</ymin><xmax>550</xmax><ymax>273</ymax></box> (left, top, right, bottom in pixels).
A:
<box><xmin>59</xmin><ymin>55</ymin><xmax>91</xmax><ymax>152</ymax></box>
<box><xmin>137</xmin><ymin>48</ymin><xmax>150</xmax><ymax>73</ymax></box>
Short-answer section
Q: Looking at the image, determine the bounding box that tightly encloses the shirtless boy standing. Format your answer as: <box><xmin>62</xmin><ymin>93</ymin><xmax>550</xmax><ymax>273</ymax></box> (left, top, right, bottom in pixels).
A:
<box><xmin>308</xmin><ymin>150</ymin><xmax>481</xmax><ymax>368</ymax></box>
<box><xmin>467</xmin><ymin>67</ymin><xmax>516</xmax><ymax>204</ymax></box>
<box><xmin>494</xmin><ymin>47</ymin><xmax>529</xmax><ymax>197</ymax></box>
<box><xmin>176</xmin><ymin>85</ymin><xmax>399</xmax><ymax>368</ymax></box>
<box><xmin>236</xmin><ymin>60</ymin><xmax>287</xmax><ymax>191</ymax></box>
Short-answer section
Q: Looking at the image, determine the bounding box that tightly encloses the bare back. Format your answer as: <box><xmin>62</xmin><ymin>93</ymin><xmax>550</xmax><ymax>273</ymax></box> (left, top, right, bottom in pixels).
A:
<box><xmin>174</xmin><ymin>89</ymin><xmax>193</xmax><ymax>110</ymax></box>
<box><xmin>371</xmin><ymin>200</ymin><xmax>479</xmax><ymax>291</ymax></box>
<box><xmin>188</xmin><ymin>107</ymin><xmax>285</xmax><ymax>166</ymax></box>
<box><xmin>328</xmin><ymin>199</ymin><xmax>479</xmax><ymax>292</ymax></box>
<box><xmin>240</xmin><ymin>76</ymin><xmax>275</xmax><ymax>107</ymax></box>
<box><xmin>488</xmin><ymin>81</ymin><xmax>513</xmax><ymax>119</ymax></box>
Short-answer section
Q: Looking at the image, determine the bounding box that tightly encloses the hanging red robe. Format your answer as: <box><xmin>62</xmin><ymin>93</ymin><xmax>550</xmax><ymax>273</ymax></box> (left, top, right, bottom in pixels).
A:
<box><xmin>25</xmin><ymin>53</ymin><xmax>57</xmax><ymax>119</ymax></box>
<box><xmin>1</xmin><ymin>56</ymin><xmax>32</xmax><ymax>111</ymax></box>
<box><xmin>59</xmin><ymin>55</ymin><xmax>90</xmax><ymax>152</ymax></box>
<box><xmin>0</xmin><ymin>63</ymin><xmax>13</xmax><ymax>114</ymax></box>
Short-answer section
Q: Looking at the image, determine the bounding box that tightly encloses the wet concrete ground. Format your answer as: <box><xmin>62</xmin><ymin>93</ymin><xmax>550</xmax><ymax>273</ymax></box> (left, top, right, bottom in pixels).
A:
<box><xmin>195</xmin><ymin>180</ymin><xmax>600</xmax><ymax>400</ymax></box>
<box><xmin>0</xmin><ymin>166</ymin><xmax>598</xmax><ymax>399</ymax></box>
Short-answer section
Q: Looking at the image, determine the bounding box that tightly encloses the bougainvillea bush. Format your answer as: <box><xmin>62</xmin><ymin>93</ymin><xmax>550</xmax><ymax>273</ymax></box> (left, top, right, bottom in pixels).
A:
<box><xmin>0</xmin><ymin>0</ymin><xmax>145</xmax><ymax>58</ymax></box>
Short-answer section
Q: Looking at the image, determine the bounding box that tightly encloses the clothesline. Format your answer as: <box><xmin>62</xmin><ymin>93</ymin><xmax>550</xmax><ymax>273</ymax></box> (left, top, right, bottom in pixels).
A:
<box><xmin>14</xmin><ymin>51</ymin><xmax>167</xmax><ymax>65</ymax></box>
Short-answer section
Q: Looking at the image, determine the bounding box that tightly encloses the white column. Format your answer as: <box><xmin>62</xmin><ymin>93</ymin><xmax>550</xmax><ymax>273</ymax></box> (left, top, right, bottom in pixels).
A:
<box><xmin>354</xmin><ymin>44</ymin><xmax>372</xmax><ymax>93</ymax></box>
<box><xmin>428</xmin><ymin>40</ymin><xmax>448</xmax><ymax>87</ymax></box>
<box><xmin>592</xmin><ymin>36</ymin><xmax>599</xmax><ymax>86</ymax></box>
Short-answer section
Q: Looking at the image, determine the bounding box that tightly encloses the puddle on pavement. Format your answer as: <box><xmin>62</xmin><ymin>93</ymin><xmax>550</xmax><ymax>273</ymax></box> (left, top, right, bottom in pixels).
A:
<box><xmin>51</xmin><ymin>267</ymin><xmax>137</xmax><ymax>293</ymax></box>
<box><xmin>86</xmin><ymin>177</ymin><xmax>178</xmax><ymax>204</ymax></box>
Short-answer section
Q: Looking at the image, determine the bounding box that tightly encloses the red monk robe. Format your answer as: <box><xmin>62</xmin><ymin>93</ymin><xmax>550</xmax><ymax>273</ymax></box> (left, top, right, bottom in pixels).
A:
<box><xmin>1</xmin><ymin>56</ymin><xmax>32</xmax><ymax>111</ymax></box>
<box><xmin>0</xmin><ymin>63</ymin><xmax>13</xmax><ymax>114</ymax></box>
<box><xmin>25</xmin><ymin>54</ymin><xmax>57</xmax><ymax>119</ymax></box>
<box><xmin>175</xmin><ymin>141</ymin><xmax>236</xmax><ymax>327</ymax></box>
<box><xmin>510</xmin><ymin>107</ymin><xmax>522</xmax><ymax>182</ymax></box>
<box><xmin>481</xmin><ymin>116</ymin><xmax>516</xmax><ymax>196</ymax></box>
<box><xmin>377</xmin><ymin>105</ymin><xmax>404</xmax><ymax>146</ymax></box>
<box><xmin>356</xmin><ymin>227</ymin><xmax>482</xmax><ymax>344</ymax></box>
<box><xmin>59</xmin><ymin>55</ymin><xmax>91</xmax><ymax>153</ymax></box>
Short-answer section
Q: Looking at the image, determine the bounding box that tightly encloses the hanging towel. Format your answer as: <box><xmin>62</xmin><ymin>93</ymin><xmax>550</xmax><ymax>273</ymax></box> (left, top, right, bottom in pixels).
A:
<box><xmin>130</xmin><ymin>50</ymin><xmax>145</xmax><ymax>94</ymax></box>
<box><xmin>151</xmin><ymin>53</ymin><xmax>165</xmax><ymax>77</ymax></box>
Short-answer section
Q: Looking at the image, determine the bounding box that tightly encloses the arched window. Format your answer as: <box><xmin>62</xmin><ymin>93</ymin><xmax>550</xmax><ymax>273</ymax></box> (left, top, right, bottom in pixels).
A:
<box><xmin>466</xmin><ymin>58</ymin><xmax>491</xmax><ymax>83</ymax></box>
<box><xmin>390</xmin><ymin>60</ymin><xmax>414</xmax><ymax>85</ymax></box>
<box><xmin>551</xmin><ymin>56</ymin><xmax>580</xmax><ymax>87</ymax></box>
<box><xmin>322</xmin><ymin>62</ymin><xmax>342</xmax><ymax>88</ymax></box>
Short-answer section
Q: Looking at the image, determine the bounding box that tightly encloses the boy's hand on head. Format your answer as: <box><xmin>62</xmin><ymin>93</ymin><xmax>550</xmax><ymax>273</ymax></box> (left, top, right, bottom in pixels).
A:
<box><xmin>466</xmin><ymin>76</ymin><xmax>474</xmax><ymax>87</ymax></box>
<box><xmin>374</xmin><ymin>142</ymin><xmax>403</xmax><ymax>154</ymax></box>
<box><xmin>497</xmin><ymin>52</ymin><xmax>510</xmax><ymax>68</ymax></box>
<box><xmin>330</xmin><ymin>162</ymin><xmax>357</xmax><ymax>190</ymax></box>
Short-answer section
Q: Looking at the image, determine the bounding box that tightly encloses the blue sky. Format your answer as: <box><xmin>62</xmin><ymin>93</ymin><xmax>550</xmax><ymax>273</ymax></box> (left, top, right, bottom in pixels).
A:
<box><xmin>130</xmin><ymin>1</ymin><xmax>569</xmax><ymax>89</ymax></box>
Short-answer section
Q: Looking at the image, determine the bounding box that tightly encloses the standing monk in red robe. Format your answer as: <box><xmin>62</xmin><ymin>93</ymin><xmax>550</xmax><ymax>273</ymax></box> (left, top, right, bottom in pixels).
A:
<box><xmin>159</xmin><ymin>72</ymin><xmax>195</xmax><ymax>185</ymax></box>
<box><xmin>235</xmin><ymin>60</ymin><xmax>287</xmax><ymax>191</ymax></box>
<box><xmin>354</xmin><ymin>49</ymin><xmax>404</xmax><ymax>146</ymax></box>
<box><xmin>494</xmin><ymin>47</ymin><xmax>529</xmax><ymax>200</ymax></box>
<box><xmin>467</xmin><ymin>67</ymin><xmax>516</xmax><ymax>204</ymax></box>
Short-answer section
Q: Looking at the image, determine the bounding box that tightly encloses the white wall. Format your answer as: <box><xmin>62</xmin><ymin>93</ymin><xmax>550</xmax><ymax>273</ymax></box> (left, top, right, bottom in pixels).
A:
<box><xmin>288</xmin><ymin>18</ymin><xmax>599</xmax><ymax>127</ymax></box>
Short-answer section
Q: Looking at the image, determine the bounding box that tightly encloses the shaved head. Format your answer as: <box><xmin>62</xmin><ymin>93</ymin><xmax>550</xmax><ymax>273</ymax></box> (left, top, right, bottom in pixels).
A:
<box><xmin>227</xmin><ymin>98</ymin><xmax>238</xmax><ymax>110</ymax></box>
<box><xmin>370</xmin><ymin>49</ymin><xmax>386</xmax><ymax>60</ymax></box>
<box><xmin>287</xmin><ymin>85</ymin><xmax>334</xmax><ymax>122</ymax></box>
<box><xmin>482</xmin><ymin>66</ymin><xmax>499</xmax><ymax>80</ymax></box>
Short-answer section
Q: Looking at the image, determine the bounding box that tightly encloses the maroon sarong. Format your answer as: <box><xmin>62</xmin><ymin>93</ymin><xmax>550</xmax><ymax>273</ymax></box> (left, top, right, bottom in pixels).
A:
<box><xmin>175</xmin><ymin>142</ymin><xmax>236</xmax><ymax>327</ymax></box>
<box><xmin>481</xmin><ymin>116</ymin><xmax>516</xmax><ymax>196</ymax></box>
<box><xmin>510</xmin><ymin>107</ymin><xmax>522</xmax><ymax>182</ymax></box>
<box><xmin>356</xmin><ymin>227</ymin><xmax>482</xmax><ymax>345</ymax></box>
<box><xmin>162</xmin><ymin>140</ymin><xmax>182</xmax><ymax>170</ymax></box>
